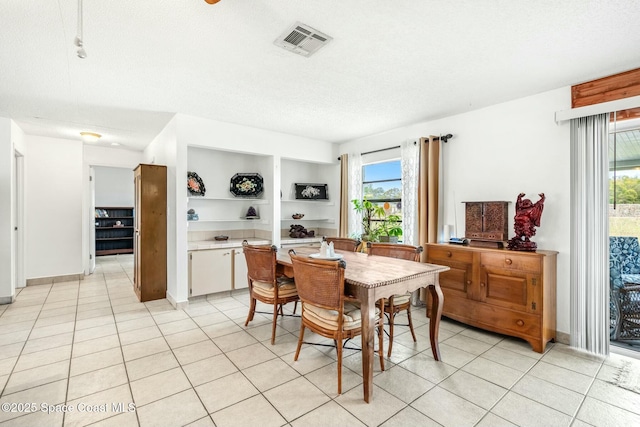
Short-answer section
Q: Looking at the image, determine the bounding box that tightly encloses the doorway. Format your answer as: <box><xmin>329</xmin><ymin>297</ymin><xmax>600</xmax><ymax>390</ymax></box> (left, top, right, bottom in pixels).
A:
<box><xmin>608</xmin><ymin>111</ymin><xmax>640</xmax><ymax>352</ymax></box>
<box><xmin>13</xmin><ymin>150</ymin><xmax>24</xmax><ymax>289</ymax></box>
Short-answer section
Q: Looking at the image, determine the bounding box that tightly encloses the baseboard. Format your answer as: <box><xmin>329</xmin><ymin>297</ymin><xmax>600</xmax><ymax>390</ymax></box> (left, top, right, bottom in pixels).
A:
<box><xmin>0</xmin><ymin>295</ymin><xmax>16</xmax><ymax>305</ymax></box>
<box><xmin>555</xmin><ymin>331</ymin><xmax>570</xmax><ymax>345</ymax></box>
<box><xmin>27</xmin><ymin>273</ymin><xmax>84</xmax><ymax>286</ymax></box>
<box><xmin>166</xmin><ymin>292</ymin><xmax>189</xmax><ymax>310</ymax></box>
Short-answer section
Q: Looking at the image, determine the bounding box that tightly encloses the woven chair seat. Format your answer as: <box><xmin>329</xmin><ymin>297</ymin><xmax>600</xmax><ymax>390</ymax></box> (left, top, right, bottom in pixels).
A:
<box><xmin>303</xmin><ymin>302</ymin><xmax>381</xmax><ymax>331</ymax></box>
<box><xmin>252</xmin><ymin>279</ymin><xmax>297</xmax><ymax>299</ymax></box>
<box><xmin>380</xmin><ymin>293</ymin><xmax>411</xmax><ymax>306</ymax></box>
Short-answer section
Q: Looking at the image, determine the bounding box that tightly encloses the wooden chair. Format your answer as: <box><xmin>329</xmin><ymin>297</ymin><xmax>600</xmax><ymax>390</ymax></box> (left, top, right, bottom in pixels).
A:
<box><xmin>243</xmin><ymin>241</ymin><xmax>299</xmax><ymax>344</ymax></box>
<box><xmin>323</xmin><ymin>237</ymin><xmax>361</xmax><ymax>252</ymax></box>
<box><xmin>367</xmin><ymin>242</ymin><xmax>423</xmax><ymax>357</ymax></box>
<box><xmin>289</xmin><ymin>250</ymin><xmax>384</xmax><ymax>394</ymax></box>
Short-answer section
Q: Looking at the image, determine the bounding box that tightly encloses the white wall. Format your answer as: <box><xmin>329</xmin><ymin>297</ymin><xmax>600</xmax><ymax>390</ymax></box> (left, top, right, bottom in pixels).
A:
<box><xmin>94</xmin><ymin>166</ymin><xmax>134</xmax><ymax>207</ymax></box>
<box><xmin>0</xmin><ymin>118</ymin><xmax>13</xmax><ymax>302</ymax></box>
<box><xmin>25</xmin><ymin>135</ymin><xmax>84</xmax><ymax>279</ymax></box>
<box><xmin>143</xmin><ymin>117</ymin><xmax>183</xmax><ymax>306</ymax></box>
<box><xmin>339</xmin><ymin>87</ymin><xmax>572</xmax><ymax>335</ymax></box>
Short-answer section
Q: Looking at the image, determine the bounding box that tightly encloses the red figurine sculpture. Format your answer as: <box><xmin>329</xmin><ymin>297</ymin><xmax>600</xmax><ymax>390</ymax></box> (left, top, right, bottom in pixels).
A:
<box><xmin>507</xmin><ymin>193</ymin><xmax>545</xmax><ymax>251</ymax></box>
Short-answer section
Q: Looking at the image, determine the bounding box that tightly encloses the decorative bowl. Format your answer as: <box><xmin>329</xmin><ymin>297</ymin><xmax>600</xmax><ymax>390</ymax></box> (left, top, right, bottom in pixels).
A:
<box><xmin>214</xmin><ymin>235</ymin><xmax>229</xmax><ymax>241</ymax></box>
<box><xmin>292</xmin><ymin>213</ymin><xmax>304</xmax><ymax>219</ymax></box>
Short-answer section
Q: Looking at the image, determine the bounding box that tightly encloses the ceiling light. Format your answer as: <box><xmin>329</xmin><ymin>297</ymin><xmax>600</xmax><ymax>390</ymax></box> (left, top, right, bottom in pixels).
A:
<box><xmin>80</xmin><ymin>132</ymin><xmax>101</xmax><ymax>143</ymax></box>
<box><xmin>204</xmin><ymin>0</ymin><xmax>222</xmax><ymax>4</ymax></box>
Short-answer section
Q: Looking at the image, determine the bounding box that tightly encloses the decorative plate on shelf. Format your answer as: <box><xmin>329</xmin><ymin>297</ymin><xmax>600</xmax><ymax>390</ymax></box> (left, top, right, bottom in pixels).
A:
<box><xmin>230</xmin><ymin>173</ymin><xmax>263</xmax><ymax>198</ymax></box>
<box><xmin>187</xmin><ymin>171</ymin><xmax>206</xmax><ymax>196</ymax></box>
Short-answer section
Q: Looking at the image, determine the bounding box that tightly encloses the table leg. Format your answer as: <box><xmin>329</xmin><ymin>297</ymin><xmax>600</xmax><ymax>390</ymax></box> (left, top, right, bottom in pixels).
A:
<box><xmin>359</xmin><ymin>289</ymin><xmax>376</xmax><ymax>403</ymax></box>
<box><xmin>427</xmin><ymin>279</ymin><xmax>444</xmax><ymax>361</ymax></box>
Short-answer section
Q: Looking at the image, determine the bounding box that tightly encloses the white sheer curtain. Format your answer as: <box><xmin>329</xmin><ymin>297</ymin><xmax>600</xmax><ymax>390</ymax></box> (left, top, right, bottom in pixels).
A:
<box><xmin>570</xmin><ymin>113</ymin><xmax>610</xmax><ymax>355</ymax></box>
<box><xmin>401</xmin><ymin>140</ymin><xmax>420</xmax><ymax>245</ymax></box>
<box><xmin>348</xmin><ymin>153</ymin><xmax>362</xmax><ymax>238</ymax></box>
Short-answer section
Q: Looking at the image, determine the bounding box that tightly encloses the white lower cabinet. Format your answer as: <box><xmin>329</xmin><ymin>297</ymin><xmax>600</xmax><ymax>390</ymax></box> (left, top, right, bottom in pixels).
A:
<box><xmin>188</xmin><ymin>249</ymin><xmax>232</xmax><ymax>297</ymax></box>
<box><xmin>233</xmin><ymin>249</ymin><xmax>248</xmax><ymax>289</ymax></box>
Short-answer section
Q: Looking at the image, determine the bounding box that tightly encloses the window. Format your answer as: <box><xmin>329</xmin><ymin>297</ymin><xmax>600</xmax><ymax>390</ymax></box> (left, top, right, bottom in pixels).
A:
<box><xmin>362</xmin><ymin>159</ymin><xmax>402</xmax><ymax>235</ymax></box>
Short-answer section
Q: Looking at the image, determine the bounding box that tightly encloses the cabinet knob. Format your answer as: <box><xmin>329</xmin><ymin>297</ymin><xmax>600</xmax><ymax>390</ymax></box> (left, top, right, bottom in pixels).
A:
<box><xmin>505</xmin><ymin>258</ymin><xmax>513</xmax><ymax>265</ymax></box>
<box><xmin>480</xmin><ymin>282</ymin><xmax>486</xmax><ymax>287</ymax></box>
<box><xmin>516</xmin><ymin>319</ymin><xmax>524</xmax><ymax>327</ymax></box>
<box><xmin>466</xmin><ymin>280</ymin><xmax>471</xmax><ymax>285</ymax></box>
<box><xmin>446</xmin><ymin>251</ymin><xmax>452</xmax><ymax>257</ymax></box>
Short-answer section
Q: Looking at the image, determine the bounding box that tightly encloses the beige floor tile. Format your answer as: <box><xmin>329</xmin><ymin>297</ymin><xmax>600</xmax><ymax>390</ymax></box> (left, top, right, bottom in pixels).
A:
<box><xmin>183</xmin><ymin>354</ymin><xmax>238</xmax><ymax>387</ymax></box>
<box><xmin>87</xmin><ymin>410</ymin><xmax>139</xmax><ymax>427</ymax></box>
<box><xmin>212</xmin><ymin>330</ymin><xmax>259</xmax><ymax>352</ymax></box>
<box><xmin>397</xmin><ymin>353</ymin><xmax>458</xmax><ymax>384</ymax></box>
<box><xmin>74</xmin><ymin>315</ymin><xmax>115</xmax><ymax>331</ymax></box>
<box><xmin>425</xmin><ymin>342</ymin><xmax>476</xmax><ymax>369</ymax></box>
<box><xmin>125</xmin><ymin>350</ymin><xmax>179</xmax><ymax>382</ymax></box>
<box><xmin>513</xmin><ymin>375</ymin><xmax>585</xmax><ymax>416</ymax></box>
<box><xmin>183</xmin><ymin>304</ymin><xmax>219</xmax><ymax>319</ymax></box>
<box><xmin>528</xmin><ymin>361</ymin><xmax>594</xmax><ymax>394</ymax></box>
<box><xmin>152</xmin><ymin>310</ymin><xmax>190</xmax><ymax>325</ymax></box>
<box><xmin>263</xmin><ymin>332</ymin><xmax>302</xmax><ymax>357</ymax></box>
<box><xmin>72</xmin><ymin>334</ymin><xmax>120</xmax><ymax>358</ymax></box>
<box><xmin>74</xmin><ymin>323</ymin><xmax>118</xmax><ymax>343</ymax></box>
<box><xmin>76</xmin><ymin>300</ymin><xmax>111</xmax><ymax>312</ymax></box>
<box><xmin>335</xmin><ymin>384</ymin><xmax>406</xmax><ymax>426</ymax></box>
<box><xmin>76</xmin><ymin>307</ymin><xmax>114</xmax><ymax>321</ymax></box>
<box><xmin>196</xmin><ymin>371</ymin><xmax>259</xmax><ymax>414</ymax></box>
<box><xmin>0</xmin><ymin>355</ymin><xmax>17</xmax><ymax>376</ymax></box>
<box><xmin>29</xmin><ymin>321</ymin><xmax>75</xmax><ymax>340</ymax></box>
<box><xmin>64</xmin><ymin>384</ymin><xmax>134</xmax><ymax>427</ymax></box>
<box><xmin>172</xmin><ymin>340</ymin><xmax>221</xmax><ymax>366</ymax></box>
<box><xmin>0</xmin><ymin>311</ymin><xmax>39</xmax><ymax>323</ymax></box>
<box><xmin>114</xmin><ymin>309</ymin><xmax>150</xmax><ymax>323</ymax></box>
<box><xmin>38</xmin><ymin>306</ymin><xmax>77</xmax><ymax>319</ymax></box>
<box><xmin>461</xmin><ymin>357</ymin><xmax>524</xmax><ymax>389</ymax></box>
<box><xmin>284</xmin><ymin>346</ymin><xmax>335</xmax><ymax>376</ymax></box>
<box><xmin>200</xmin><ymin>320</ymin><xmax>243</xmax><ymax>339</ymax></box>
<box><xmin>3</xmin><ymin>360</ymin><xmax>69</xmax><ymax>395</ymax></box>
<box><xmin>496</xmin><ymin>337</ymin><xmax>547</xmax><ymax>359</ymax></box>
<box><xmin>492</xmin><ymin>391</ymin><xmax>573</xmax><ymax>427</ymax></box>
<box><xmin>225</xmin><ymin>342</ymin><xmax>276</xmax><ymax>370</ymax></box>
<box><xmin>137</xmin><ymin>389</ymin><xmax>207</xmax><ymax>427</ymax></box>
<box><xmin>67</xmin><ymin>364</ymin><xmax>128</xmax><ymax>401</ymax></box>
<box><xmin>0</xmin><ymin>320</ymin><xmax>35</xmax><ymax>335</ymax></box>
<box><xmin>13</xmin><ymin>345</ymin><xmax>71</xmax><ymax>372</ymax></box>
<box><xmin>118</xmin><ymin>325</ymin><xmax>162</xmax><ymax>346</ymax></box>
<box><xmin>459</xmin><ymin>327</ymin><xmax>506</xmax><ymax>345</ymax></box>
<box><xmin>130</xmin><ymin>367</ymin><xmax>191</xmax><ymax>406</ymax></box>
<box><xmin>293</xmin><ymin>401</ymin><xmax>368</xmax><ymax>427</ymax></box>
<box><xmin>158</xmin><ymin>318</ymin><xmax>198</xmax><ymax>335</ymax></box>
<box><xmin>112</xmin><ymin>302</ymin><xmax>147</xmax><ymax>314</ymax></box>
<box><xmin>541</xmin><ymin>348</ymin><xmax>603</xmax><ymax>377</ymax></box>
<box><xmin>164</xmin><ymin>328</ymin><xmax>209</xmax><ymax>349</ymax></box>
<box><xmin>211</xmin><ymin>394</ymin><xmax>286</xmax><ymax>427</ymax></box>
<box><xmin>305</xmin><ymin>362</ymin><xmax>363</xmax><ymax>397</ymax></box>
<box><xmin>0</xmin><ymin>380</ymin><xmax>67</xmax><ymax>423</ymax></box>
<box><xmin>481</xmin><ymin>346</ymin><xmax>540</xmax><ymax>372</ymax></box>
<box><xmin>121</xmin><ymin>337</ymin><xmax>170</xmax><ymax>362</ymax></box>
<box><xmin>372</xmin><ymin>365</ymin><xmax>435</xmax><ymax>403</ymax></box>
<box><xmin>0</xmin><ymin>407</ymin><xmax>64</xmax><ymax>426</ymax></box>
<box><xmin>70</xmin><ymin>347</ymin><xmax>124</xmax><ymax>377</ymax></box>
<box><xmin>192</xmin><ymin>312</ymin><xmax>228</xmax><ymax>327</ymax></box>
<box><xmin>576</xmin><ymin>396</ymin><xmax>640</xmax><ymax>426</ymax></box>
<box><xmin>442</xmin><ymin>334</ymin><xmax>494</xmax><ymax>356</ymax></box>
<box><xmin>0</xmin><ymin>330</ymin><xmax>30</xmax><ymax>346</ymax></box>
<box><xmin>0</xmin><ymin>342</ymin><xmax>24</xmax><ymax>360</ymax></box>
<box><xmin>476</xmin><ymin>413</ymin><xmax>518</xmax><ymax>427</ymax></box>
<box><xmin>116</xmin><ymin>315</ymin><xmax>155</xmax><ymax>333</ymax></box>
<box><xmin>243</xmin><ymin>358</ymin><xmax>301</xmax><ymax>392</ymax></box>
<box><xmin>440</xmin><ymin>370</ymin><xmax>508</xmax><ymax>410</ymax></box>
<box><xmin>263</xmin><ymin>377</ymin><xmax>330</xmax><ymax>422</ymax></box>
<box><xmin>587</xmin><ymin>379</ymin><xmax>640</xmax><ymax>415</ymax></box>
<box><xmin>412</xmin><ymin>386</ymin><xmax>486</xmax><ymax>427</ymax></box>
<box><xmin>379</xmin><ymin>406</ymin><xmax>441</xmax><ymax>427</ymax></box>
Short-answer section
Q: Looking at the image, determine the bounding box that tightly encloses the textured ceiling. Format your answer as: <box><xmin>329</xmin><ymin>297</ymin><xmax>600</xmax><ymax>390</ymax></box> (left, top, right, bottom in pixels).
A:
<box><xmin>1</xmin><ymin>0</ymin><xmax>640</xmax><ymax>151</ymax></box>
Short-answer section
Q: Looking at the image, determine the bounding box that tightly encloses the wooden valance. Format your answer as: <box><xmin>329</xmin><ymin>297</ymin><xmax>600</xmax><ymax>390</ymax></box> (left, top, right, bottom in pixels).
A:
<box><xmin>572</xmin><ymin>68</ymin><xmax>640</xmax><ymax>121</ymax></box>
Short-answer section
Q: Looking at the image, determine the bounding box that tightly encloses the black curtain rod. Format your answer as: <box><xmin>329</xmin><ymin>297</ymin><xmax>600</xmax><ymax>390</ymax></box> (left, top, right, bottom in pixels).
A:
<box><xmin>337</xmin><ymin>135</ymin><xmax>452</xmax><ymax>161</ymax></box>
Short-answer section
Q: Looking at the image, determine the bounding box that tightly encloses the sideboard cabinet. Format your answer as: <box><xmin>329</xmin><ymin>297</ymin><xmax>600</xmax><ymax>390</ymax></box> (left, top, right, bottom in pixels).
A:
<box><xmin>426</xmin><ymin>243</ymin><xmax>557</xmax><ymax>353</ymax></box>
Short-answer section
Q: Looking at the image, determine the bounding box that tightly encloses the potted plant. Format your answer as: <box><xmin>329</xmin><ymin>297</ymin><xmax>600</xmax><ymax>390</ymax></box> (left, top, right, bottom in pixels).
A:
<box><xmin>351</xmin><ymin>198</ymin><xmax>385</xmax><ymax>242</ymax></box>
<box><xmin>379</xmin><ymin>213</ymin><xmax>403</xmax><ymax>243</ymax></box>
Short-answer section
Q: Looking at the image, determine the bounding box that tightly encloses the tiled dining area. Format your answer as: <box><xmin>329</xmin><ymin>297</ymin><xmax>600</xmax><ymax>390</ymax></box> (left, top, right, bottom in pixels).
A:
<box><xmin>0</xmin><ymin>255</ymin><xmax>639</xmax><ymax>427</ymax></box>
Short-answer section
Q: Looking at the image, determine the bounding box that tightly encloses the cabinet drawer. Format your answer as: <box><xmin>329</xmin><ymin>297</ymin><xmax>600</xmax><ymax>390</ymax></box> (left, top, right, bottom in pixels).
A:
<box><xmin>427</xmin><ymin>246</ymin><xmax>474</xmax><ymax>264</ymax></box>
<box><xmin>481</xmin><ymin>252</ymin><xmax>541</xmax><ymax>273</ymax></box>
<box><xmin>466</xmin><ymin>231</ymin><xmax>506</xmax><ymax>241</ymax></box>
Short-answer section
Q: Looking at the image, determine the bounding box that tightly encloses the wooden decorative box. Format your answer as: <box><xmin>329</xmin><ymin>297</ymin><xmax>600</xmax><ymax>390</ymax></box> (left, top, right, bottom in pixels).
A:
<box><xmin>464</xmin><ymin>201</ymin><xmax>509</xmax><ymax>248</ymax></box>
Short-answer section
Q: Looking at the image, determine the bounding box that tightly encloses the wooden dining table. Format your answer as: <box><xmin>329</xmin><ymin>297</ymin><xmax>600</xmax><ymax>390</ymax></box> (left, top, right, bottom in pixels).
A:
<box><xmin>276</xmin><ymin>246</ymin><xmax>450</xmax><ymax>403</ymax></box>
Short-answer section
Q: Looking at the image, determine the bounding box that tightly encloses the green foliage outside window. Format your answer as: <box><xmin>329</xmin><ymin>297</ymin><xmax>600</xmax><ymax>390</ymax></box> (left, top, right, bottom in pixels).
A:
<box><xmin>610</xmin><ymin>176</ymin><xmax>640</xmax><ymax>204</ymax></box>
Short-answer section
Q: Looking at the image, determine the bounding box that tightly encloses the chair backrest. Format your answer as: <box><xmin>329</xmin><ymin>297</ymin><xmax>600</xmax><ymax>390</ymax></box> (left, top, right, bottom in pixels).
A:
<box><xmin>324</xmin><ymin>237</ymin><xmax>360</xmax><ymax>252</ymax></box>
<box><xmin>242</xmin><ymin>241</ymin><xmax>278</xmax><ymax>284</ymax></box>
<box><xmin>366</xmin><ymin>242</ymin><xmax>423</xmax><ymax>262</ymax></box>
<box><xmin>289</xmin><ymin>251</ymin><xmax>346</xmax><ymax>311</ymax></box>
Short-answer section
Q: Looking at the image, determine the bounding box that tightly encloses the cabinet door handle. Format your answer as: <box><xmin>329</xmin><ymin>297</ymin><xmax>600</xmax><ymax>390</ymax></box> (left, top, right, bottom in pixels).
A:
<box><xmin>516</xmin><ymin>319</ymin><xmax>524</xmax><ymax>326</ymax></box>
<box><xmin>505</xmin><ymin>258</ymin><xmax>513</xmax><ymax>265</ymax></box>
<box><xmin>480</xmin><ymin>282</ymin><xmax>486</xmax><ymax>288</ymax></box>
<box><xmin>466</xmin><ymin>280</ymin><xmax>471</xmax><ymax>285</ymax></box>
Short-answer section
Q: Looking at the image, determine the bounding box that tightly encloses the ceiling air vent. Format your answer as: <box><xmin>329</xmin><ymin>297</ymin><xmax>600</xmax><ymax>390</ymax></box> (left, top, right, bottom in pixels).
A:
<box><xmin>274</xmin><ymin>22</ymin><xmax>332</xmax><ymax>57</ymax></box>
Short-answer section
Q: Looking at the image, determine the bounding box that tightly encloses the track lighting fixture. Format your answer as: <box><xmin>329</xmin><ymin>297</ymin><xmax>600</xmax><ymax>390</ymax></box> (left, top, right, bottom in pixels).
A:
<box><xmin>75</xmin><ymin>0</ymin><xmax>87</xmax><ymax>59</ymax></box>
